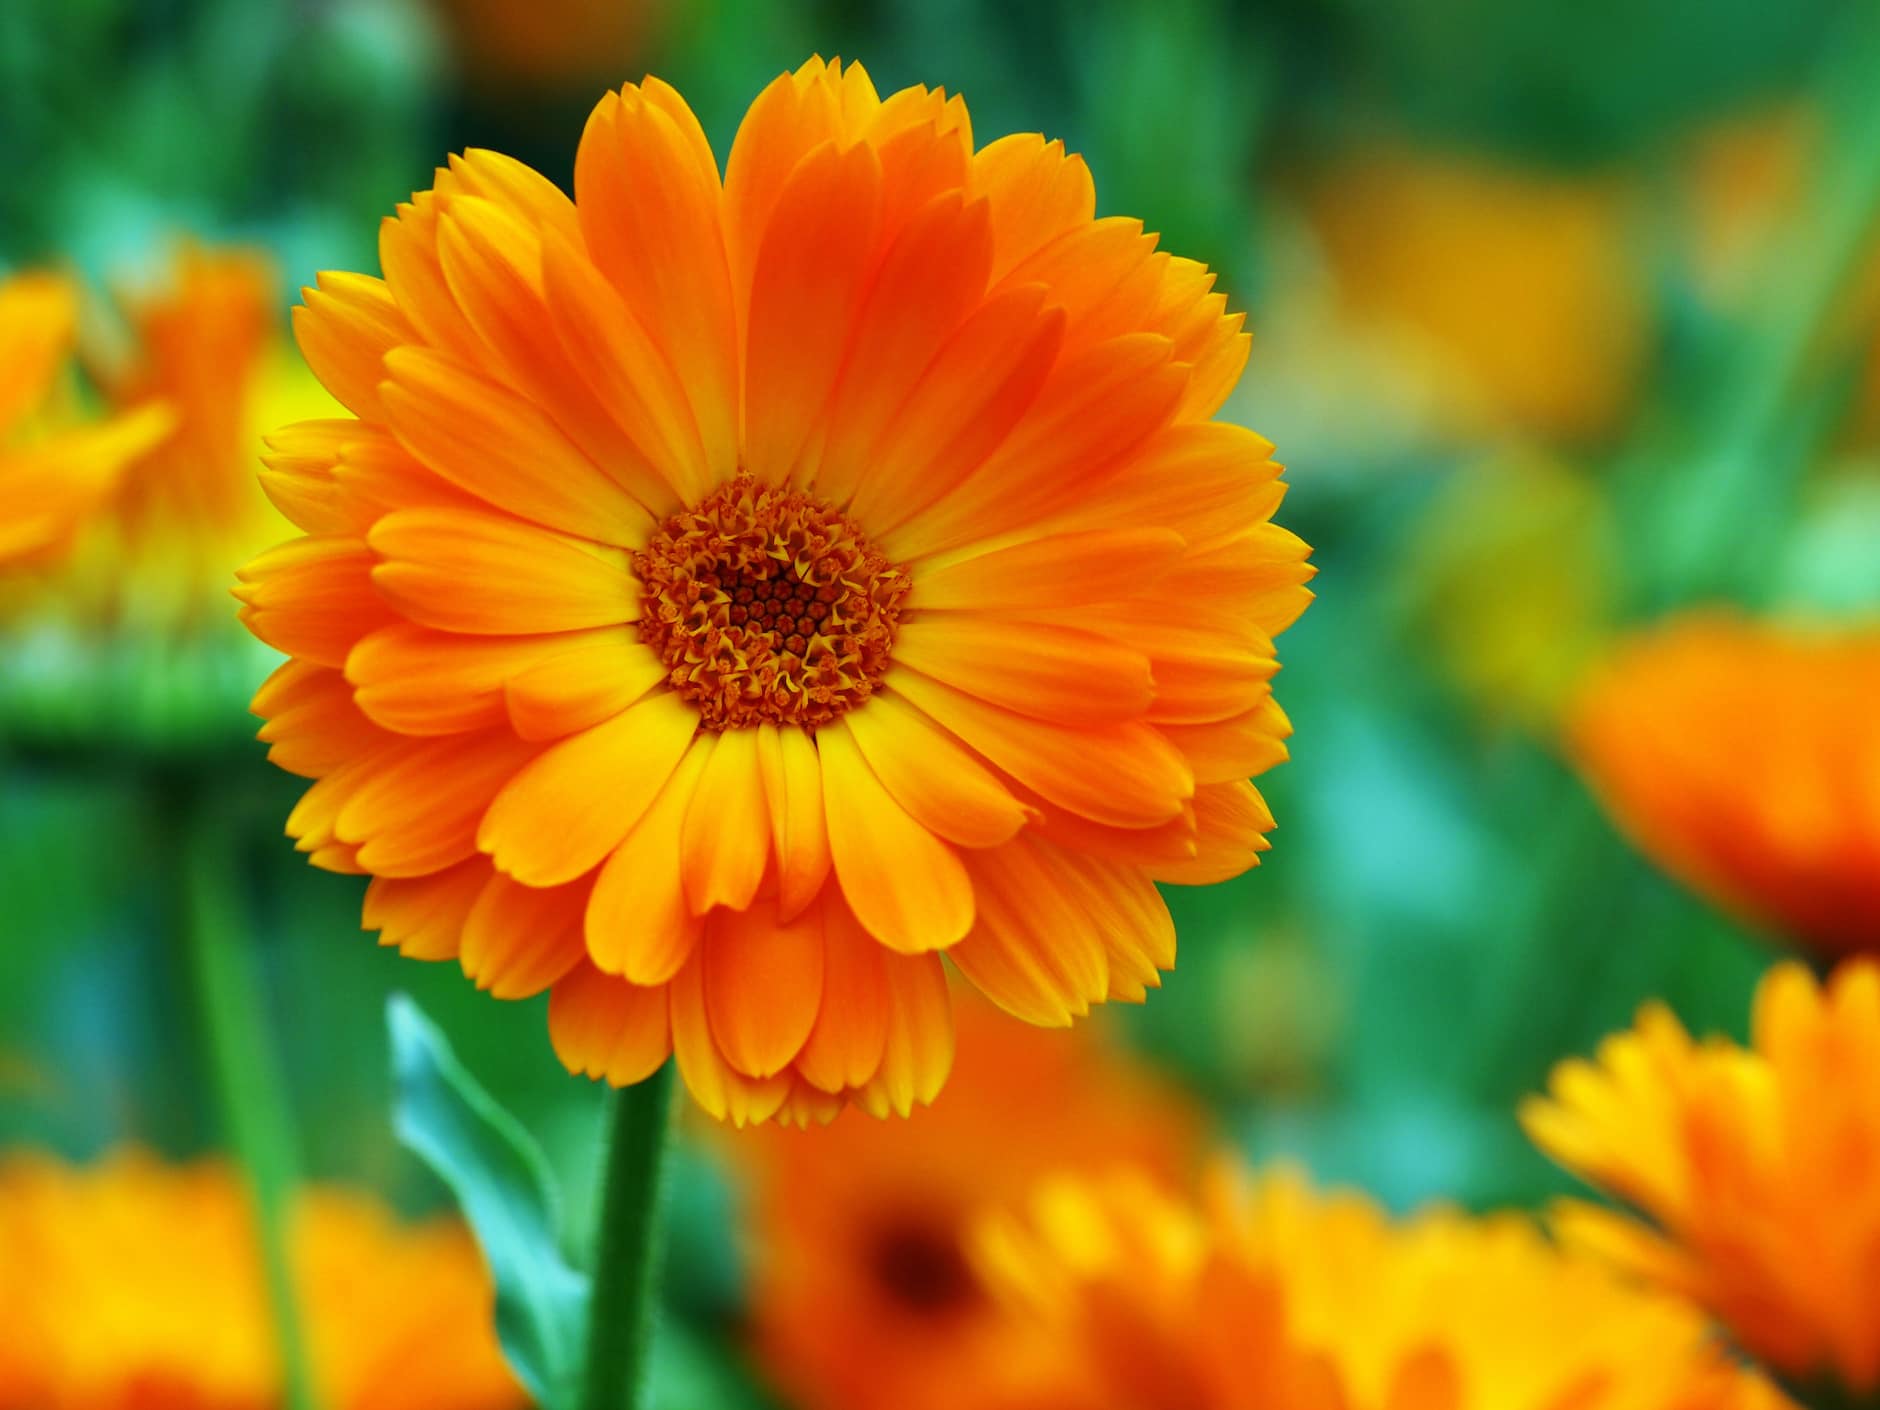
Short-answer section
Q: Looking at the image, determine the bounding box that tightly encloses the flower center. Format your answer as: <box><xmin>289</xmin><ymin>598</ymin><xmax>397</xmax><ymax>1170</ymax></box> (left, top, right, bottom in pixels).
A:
<box><xmin>867</xmin><ymin>1217</ymin><xmax>979</xmax><ymax>1316</ymax></box>
<box><xmin>634</xmin><ymin>476</ymin><xmax>910</xmax><ymax>731</ymax></box>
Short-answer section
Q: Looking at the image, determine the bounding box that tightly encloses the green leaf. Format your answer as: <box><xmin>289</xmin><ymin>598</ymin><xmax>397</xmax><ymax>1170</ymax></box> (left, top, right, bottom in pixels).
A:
<box><xmin>388</xmin><ymin>994</ymin><xmax>589</xmax><ymax>1409</ymax></box>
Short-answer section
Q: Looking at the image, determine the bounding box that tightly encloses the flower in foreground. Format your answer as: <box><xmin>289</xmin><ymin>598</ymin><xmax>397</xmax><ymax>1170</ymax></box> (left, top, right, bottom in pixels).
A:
<box><xmin>0</xmin><ymin>270</ymin><xmax>171</xmax><ymax>570</ymax></box>
<box><xmin>239</xmin><ymin>56</ymin><xmax>1312</xmax><ymax>1123</ymax></box>
<box><xmin>974</xmin><ymin>1161</ymin><xmax>1786</xmax><ymax>1410</ymax></box>
<box><xmin>1523</xmin><ymin>960</ymin><xmax>1880</xmax><ymax>1397</ymax></box>
<box><xmin>1566</xmin><ymin>613</ymin><xmax>1880</xmax><ymax>957</ymax></box>
<box><xmin>734</xmin><ymin>1000</ymin><xmax>1202</xmax><ymax>1410</ymax></box>
<box><xmin>0</xmin><ymin>1148</ymin><xmax>522</xmax><ymax>1410</ymax></box>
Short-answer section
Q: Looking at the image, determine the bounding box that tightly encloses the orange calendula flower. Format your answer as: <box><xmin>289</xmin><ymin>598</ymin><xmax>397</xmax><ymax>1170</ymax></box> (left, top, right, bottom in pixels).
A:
<box><xmin>733</xmin><ymin>1000</ymin><xmax>1203</xmax><ymax>1410</ymax></box>
<box><xmin>1567</xmin><ymin>613</ymin><xmax>1880</xmax><ymax>956</ymax></box>
<box><xmin>238</xmin><ymin>56</ymin><xmax>1312</xmax><ymax>1124</ymax></box>
<box><xmin>975</xmin><ymin>1162</ymin><xmax>1787</xmax><ymax>1410</ymax></box>
<box><xmin>0</xmin><ymin>270</ymin><xmax>172</xmax><ymax>569</ymax></box>
<box><xmin>0</xmin><ymin>1148</ymin><xmax>523</xmax><ymax>1410</ymax></box>
<box><xmin>1523</xmin><ymin>960</ymin><xmax>1880</xmax><ymax>1396</ymax></box>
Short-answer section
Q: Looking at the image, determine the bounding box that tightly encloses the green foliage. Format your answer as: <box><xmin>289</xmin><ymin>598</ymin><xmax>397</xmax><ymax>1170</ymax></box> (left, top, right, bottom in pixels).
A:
<box><xmin>388</xmin><ymin>995</ymin><xmax>590</xmax><ymax>1410</ymax></box>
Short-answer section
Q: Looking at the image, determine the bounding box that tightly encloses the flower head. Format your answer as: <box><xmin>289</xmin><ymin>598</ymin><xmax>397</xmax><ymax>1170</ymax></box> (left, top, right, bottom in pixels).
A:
<box><xmin>976</xmin><ymin>1161</ymin><xmax>1786</xmax><ymax>1410</ymax></box>
<box><xmin>0</xmin><ymin>1148</ymin><xmax>522</xmax><ymax>1410</ymax></box>
<box><xmin>0</xmin><ymin>270</ymin><xmax>171</xmax><ymax>570</ymax></box>
<box><xmin>1522</xmin><ymin>960</ymin><xmax>1880</xmax><ymax>1395</ymax></box>
<box><xmin>239</xmin><ymin>57</ymin><xmax>1312</xmax><ymax>1123</ymax></box>
<box><xmin>733</xmin><ymin>1001</ymin><xmax>1203</xmax><ymax>1410</ymax></box>
<box><xmin>1566</xmin><ymin>613</ymin><xmax>1880</xmax><ymax>956</ymax></box>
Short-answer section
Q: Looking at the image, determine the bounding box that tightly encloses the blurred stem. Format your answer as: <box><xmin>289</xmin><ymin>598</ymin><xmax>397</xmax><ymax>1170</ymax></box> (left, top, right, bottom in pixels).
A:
<box><xmin>1638</xmin><ymin>4</ymin><xmax>1880</xmax><ymax>609</ymax></box>
<box><xmin>177</xmin><ymin>794</ymin><xmax>318</xmax><ymax>1410</ymax></box>
<box><xmin>579</xmin><ymin>1065</ymin><xmax>676</xmax><ymax>1410</ymax></box>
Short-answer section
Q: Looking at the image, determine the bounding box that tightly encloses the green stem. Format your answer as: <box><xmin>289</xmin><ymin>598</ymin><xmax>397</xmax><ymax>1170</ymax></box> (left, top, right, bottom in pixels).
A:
<box><xmin>579</xmin><ymin>1065</ymin><xmax>677</xmax><ymax>1410</ymax></box>
<box><xmin>177</xmin><ymin>794</ymin><xmax>318</xmax><ymax>1410</ymax></box>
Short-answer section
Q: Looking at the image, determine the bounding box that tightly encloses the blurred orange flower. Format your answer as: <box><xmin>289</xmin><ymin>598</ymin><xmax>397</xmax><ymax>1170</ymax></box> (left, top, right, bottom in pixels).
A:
<box><xmin>1566</xmin><ymin>613</ymin><xmax>1880</xmax><ymax>956</ymax></box>
<box><xmin>241</xmin><ymin>56</ymin><xmax>1311</xmax><ymax>1124</ymax></box>
<box><xmin>1301</xmin><ymin>146</ymin><xmax>1647</xmax><ymax>444</ymax></box>
<box><xmin>976</xmin><ymin>1161</ymin><xmax>1786</xmax><ymax>1410</ymax></box>
<box><xmin>0</xmin><ymin>1148</ymin><xmax>522</xmax><ymax>1410</ymax></box>
<box><xmin>433</xmin><ymin>0</ymin><xmax>661</xmax><ymax>89</ymax></box>
<box><xmin>734</xmin><ymin>1000</ymin><xmax>1204</xmax><ymax>1410</ymax></box>
<box><xmin>0</xmin><ymin>271</ymin><xmax>171</xmax><ymax>570</ymax></box>
<box><xmin>1523</xmin><ymin>960</ymin><xmax>1880</xmax><ymax>1396</ymax></box>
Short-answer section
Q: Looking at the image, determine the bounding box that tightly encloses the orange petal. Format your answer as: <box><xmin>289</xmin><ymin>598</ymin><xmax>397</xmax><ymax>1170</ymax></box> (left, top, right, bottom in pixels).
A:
<box><xmin>681</xmin><ymin>727</ymin><xmax>772</xmax><ymax>915</ymax></box>
<box><xmin>540</xmin><ymin>230</ymin><xmax>713</xmax><ymax>507</ymax></box>
<box><xmin>368</xmin><ymin>506</ymin><xmax>633</xmax><ymax>636</ymax></box>
<box><xmin>362</xmin><ymin>859</ymin><xmax>488</xmax><ymax>961</ymax></box>
<box><xmin>846</xmin><ymin>284</ymin><xmax>1063</xmax><ymax>535</ymax></box>
<box><xmin>743</xmin><ymin>140</ymin><xmax>883</xmax><ymax>485</ymax></box>
<box><xmin>1150</xmin><ymin>781</ymin><xmax>1273</xmax><ymax>887</ymax></box>
<box><xmin>433</xmin><ymin>196</ymin><xmax>682</xmax><ymax>519</ymax></box>
<box><xmin>347</xmin><ymin>624</ymin><xmax>624</xmax><ymax>737</ymax></box>
<box><xmin>889</xmin><ymin>668</ymin><xmax>1192</xmax><ymax>829</ymax></box>
<box><xmin>503</xmin><ymin>631</ymin><xmax>667</xmax><ymax>742</ymax></box>
<box><xmin>380</xmin><ymin>346</ymin><xmax>651</xmax><ymax>546</ymax></box>
<box><xmin>844</xmin><ymin>690</ymin><xmax>1032</xmax><ymax>847</ymax></box>
<box><xmin>970</xmin><ymin>133</ymin><xmax>1096</xmax><ymax>283</ymax></box>
<box><xmin>292</xmin><ymin>272</ymin><xmax>414</xmax><ymax>420</ymax></box>
<box><xmin>335</xmin><ymin>732</ymin><xmax>536</xmax><ymax>878</ymax></box>
<box><xmin>254</xmin><ymin>661</ymin><xmax>394</xmax><ymax>779</ymax></box>
<box><xmin>585</xmin><ymin>734</ymin><xmax>714</xmax><ymax>984</ymax></box>
<box><xmin>459</xmin><ymin>871</ymin><xmax>588</xmax><ymax>998</ymax></box>
<box><xmin>812</xmin><ymin>190</ymin><xmax>993</xmax><ymax>504</ymax></box>
<box><xmin>892</xmin><ymin>617</ymin><xmax>1154</xmax><ymax>725</ymax></box>
<box><xmin>477</xmin><ymin>691</ymin><xmax>698</xmax><ymax>886</ymax></box>
<box><xmin>794</xmin><ymin>898</ymin><xmax>890</xmax><ymax>1093</ymax></box>
<box><xmin>886</xmin><ymin>332</ymin><xmax>1187</xmax><ymax>561</ymax></box>
<box><xmin>857</xmin><ymin>949</ymin><xmax>953</xmax><ymax>1117</ymax></box>
<box><xmin>1159</xmin><ymin>697</ymin><xmax>1292</xmax><ymax>785</ymax></box>
<box><xmin>669</xmin><ymin>953</ymin><xmax>793</xmax><ymax>1126</ymax></box>
<box><xmin>235</xmin><ymin>536</ymin><xmax>392</xmax><ymax>669</ymax></box>
<box><xmin>573</xmin><ymin>81</ymin><xmax>738</xmax><ymax>483</ymax></box>
<box><xmin>948</xmin><ymin>838</ymin><xmax>1110</xmax><ymax>1026</ymax></box>
<box><xmin>755</xmin><ymin>724</ymin><xmax>831</xmax><ymax>920</ymax></box>
<box><xmin>912</xmin><ymin>528</ymin><xmax>1182</xmax><ymax>614</ymax></box>
<box><xmin>703</xmin><ymin>900</ymin><xmax>825</xmax><ymax>1078</ymax></box>
<box><xmin>818</xmin><ymin>720</ymin><xmax>974</xmax><ymax>953</ymax></box>
<box><xmin>548</xmin><ymin>962</ymin><xmax>672</xmax><ymax>1087</ymax></box>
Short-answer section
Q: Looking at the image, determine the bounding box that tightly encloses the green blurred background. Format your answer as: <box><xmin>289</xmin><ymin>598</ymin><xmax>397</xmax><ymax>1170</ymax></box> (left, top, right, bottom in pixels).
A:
<box><xmin>4</xmin><ymin>0</ymin><xmax>1879</xmax><ymax>1398</ymax></box>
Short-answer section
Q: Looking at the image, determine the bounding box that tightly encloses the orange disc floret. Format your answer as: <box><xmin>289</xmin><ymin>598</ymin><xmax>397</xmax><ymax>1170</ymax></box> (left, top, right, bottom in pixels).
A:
<box><xmin>1566</xmin><ymin>612</ymin><xmax>1880</xmax><ymax>957</ymax></box>
<box><xmin>0</xmin><ymin>271</ymin><xmax>172</xmax><ymax>569</ymax></box>
<box><xmin>973</xmin><ymin>1161</ymin><xmax>1789</xmax><ymax>1410</ymax></box>
<box><xmin>731</xmin><ymin>1000</ymin><xmax>1204</xmax><ymax>1410</ymax></box>
<box><xmin>236</xmin><ymin>56</ymin><xmax>1313</xmax><ymax>1125</ymax></box>
<box><xmin>0</xmin><ymin>1148</ymin><xmax>523</xmax><ymax>1410</ymax></box>
<box><xmin>1523</xmin><ymin>960</ymin><xmax>1880</xmax><ymax>1396</ymax></box>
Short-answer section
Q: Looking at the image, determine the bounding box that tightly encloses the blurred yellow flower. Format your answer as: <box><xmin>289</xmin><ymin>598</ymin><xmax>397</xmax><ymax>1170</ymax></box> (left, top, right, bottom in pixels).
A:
<box><xmin>977</xmin><ymin>1161</ymin><xmax>1786</xmax><ymax>1410</ymax></box>
<box><xmin>0</xmin><ymin>270</ymin><xmax>171</xmax><ymax>569</ymax></box>
<box><xmin>1403</xmin><ymin>450</ymin><xmax>1615</xmax><ymax>728</ymax></box>
<box><xmin>0</xmin><ymin>1148</ymin><xmax>523</xmax><ymax>1410</ymax></box>
<box><xmin>1566</xmin><ymin>613</ymin><xmax>1880</xmax><ymax>956</ymax></box>
<box><xmin>1523</xmin><ymin>960</ymin><xmax>1880</xmax><ymax>1396</ymax></box>
<box><xmin>74</xmin><ymin>245</ymin><xmax>338</xmax><ymax>624</ymax></box>
<box><xmin>1301</xmin><ymin>146</ymin><xmax>1647</xmax><ymax>444</ymax></box>
<box><xmin>733</xmin><ymin>999</ymin><xmax>1203</xmax><ymax>1410</ymax></box>
<box><xmin>241</xmin><ymin>56</ymin><xmax>1309</xmax><ymax>1124</ymax></box>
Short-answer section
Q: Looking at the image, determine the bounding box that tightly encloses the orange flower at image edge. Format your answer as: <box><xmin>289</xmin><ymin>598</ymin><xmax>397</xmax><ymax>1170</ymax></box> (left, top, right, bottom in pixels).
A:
<box><xmin>1567</xmin><ymin>612</ymin><xmax>1880</xmax><ymax>956</ymax></box>
<box><xmin>735</xmin><ymin>1000</ymin><xmax>1204</xmax><ymax>1410</ymax></box>
<box><xmin>0</xmin><ymin>272</ymin><xmax>172</xmax><ymax>569</ymax></box>
<box><xmin>1524</xmin><ymin>960</ymin><xmax>1880</xmax><ymax>1397</ymax></box>
<box><xmin>0</xmin><ymin>1149</ymin><xmax>522</xmax><ymax>1410</ymax></box>
<box><xmin>238</xmin><ymin>56</ymin><xmax>1312</xmax><ymax>1124</ymax></box>
<box><xmin>973</xmin><ymin>1163</ymin><xmax>1786</xmax><ymax>1410</ymax></box>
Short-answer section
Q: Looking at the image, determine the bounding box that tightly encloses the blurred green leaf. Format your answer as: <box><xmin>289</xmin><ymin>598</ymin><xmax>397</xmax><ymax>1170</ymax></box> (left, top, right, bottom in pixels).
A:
<box><xmin>388</xmin><ymin>994</ymin><xmax>588</xmax><ymax>1410</ymax></box>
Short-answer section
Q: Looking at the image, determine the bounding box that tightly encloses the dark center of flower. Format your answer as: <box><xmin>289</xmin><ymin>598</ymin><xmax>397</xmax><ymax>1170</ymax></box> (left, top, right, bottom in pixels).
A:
<box><xmin>866</xmin><ymin>1218</ymin><xmax>979</xmax><ymax>1316</ymax></box>
<box><xmin>633</xmin><ymin>475</ymin><xmax>910</xmax><ymax>731</ymax></box>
